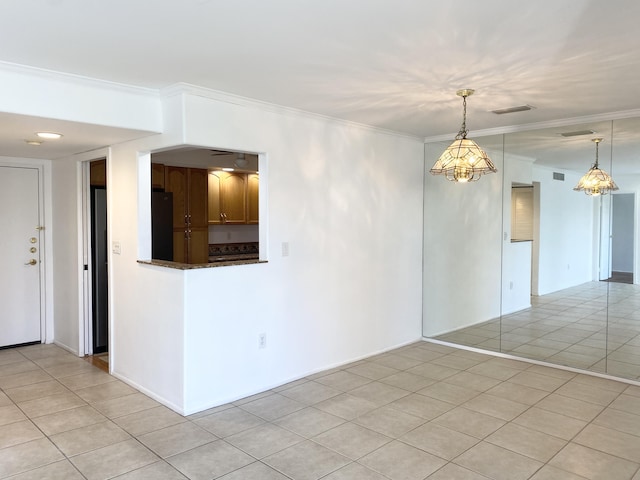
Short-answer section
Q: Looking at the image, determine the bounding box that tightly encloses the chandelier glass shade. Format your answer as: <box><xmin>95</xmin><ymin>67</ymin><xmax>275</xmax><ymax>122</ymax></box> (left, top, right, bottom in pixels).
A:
<box><xmin>573</xmin><ymin>138</ymin><xmax>618</xmax><ymax>196</ymax></box>
<box><xmin>430</xmin><ymin>89</ymin><xmax>497</xmax><ymax>183</ymax></box>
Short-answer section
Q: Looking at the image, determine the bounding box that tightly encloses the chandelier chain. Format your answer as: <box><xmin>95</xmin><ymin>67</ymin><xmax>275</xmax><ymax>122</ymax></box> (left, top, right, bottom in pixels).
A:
<box><xmin>456</xmin><ymin>94</ymin><xmax>469</xmax><ymax>140</ymax></box>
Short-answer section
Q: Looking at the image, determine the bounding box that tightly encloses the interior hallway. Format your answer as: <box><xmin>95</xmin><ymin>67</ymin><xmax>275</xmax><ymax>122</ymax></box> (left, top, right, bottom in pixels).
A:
<box><xmin>1</xmin><ymin>341</ymin><xmax>640</xmax><ymax>479</ymax></box>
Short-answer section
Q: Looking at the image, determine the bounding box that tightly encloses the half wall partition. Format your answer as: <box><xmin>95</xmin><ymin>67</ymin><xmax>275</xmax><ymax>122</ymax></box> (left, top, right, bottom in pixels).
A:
<box><xmin>423</xmin><ymin>118</ymin><xmax>640</xmax><ymax>383</ymax></box>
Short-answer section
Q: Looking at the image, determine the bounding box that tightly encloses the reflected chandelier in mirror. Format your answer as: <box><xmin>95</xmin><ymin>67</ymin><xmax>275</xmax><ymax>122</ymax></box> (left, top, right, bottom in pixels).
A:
<box><xmin>574</xmin><ymin>138</ymin><xmax>619</xmax><ymax>196</ymax></box>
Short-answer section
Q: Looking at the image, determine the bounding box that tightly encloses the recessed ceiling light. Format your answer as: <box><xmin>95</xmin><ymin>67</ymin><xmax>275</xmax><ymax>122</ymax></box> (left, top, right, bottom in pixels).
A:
<box><xmin>25</xmin><ymin>140</ymin><xmax>42</xmax><ymax>146</ymax></box>
<box><xmin>491</xmin><ymin>105</ymin><xmax>534</xmax><ymax>115</ymax></box>
<box><xmin>36</xmin><ymin>132</ymin><xmax>63</xmax><ymax>139</ymax></box>
<box><xmin>560</xmin><ymin>129</ymin><xmax>595</xmax><ymax>137</ymax></box>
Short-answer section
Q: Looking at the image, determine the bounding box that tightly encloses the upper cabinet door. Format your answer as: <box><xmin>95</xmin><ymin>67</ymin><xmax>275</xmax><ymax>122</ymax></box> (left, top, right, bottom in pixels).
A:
<box><xmin>221</xmin><ymin>172</ymin><xmax>247</xmax><ymax>224</ymax></box>
<box><xmin>247</xmin><ymin>173</ymin><xmax>259</xmax><ymax>224</ymax></box>
<box><xmin>151</xmin><ymin>163</ymin><xmax>165</xmax><ymax>190</ymax></box>
<box><xmin>188</xmin><ymin>168</ymin><xmax>209</xmax><ymax>228</ymax></box>
<box><xmin>208</xmin><ymin>172</ymin><xmax>222</xmax><ymax>225</ymax></box>
<box><xmin>90</xmin><ymin>159</ymin><xmax>106</xmax><ymax>187</ymax></box>
<box><xmin>165</xmin><ymin>166</ymin><xmax>187</xmax><ymax>228</ymax></box>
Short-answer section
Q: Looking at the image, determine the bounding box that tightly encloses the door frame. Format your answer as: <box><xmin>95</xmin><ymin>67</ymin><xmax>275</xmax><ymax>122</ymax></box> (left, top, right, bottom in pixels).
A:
<box><xmin>0</xmin><ymin>159</ymin><xmax>51</xmax><ymax>344</ymax></box>
<box><xmin>76</xmin><ymin>149</ymin><xmax>110</xmax><ymax>358</ymax></box>
<box><xmin>635</xmin><ymin>191</ymin><xmax>640</xmax><ymax>285</ymax></box>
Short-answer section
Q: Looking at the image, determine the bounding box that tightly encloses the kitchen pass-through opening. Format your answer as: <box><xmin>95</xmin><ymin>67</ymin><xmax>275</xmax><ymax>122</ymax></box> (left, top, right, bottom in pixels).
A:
<box><xmin>150</xmin><ymin>147</ymin><xmax>260</xmax><ymax>266</ymax></box>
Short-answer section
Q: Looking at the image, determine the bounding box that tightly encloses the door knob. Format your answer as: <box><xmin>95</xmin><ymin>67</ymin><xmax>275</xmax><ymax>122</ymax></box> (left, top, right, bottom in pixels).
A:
<box><xmin>24</xmin><ymin>259</ymin><xmax>37</xmax><ymax>266</ymax></box>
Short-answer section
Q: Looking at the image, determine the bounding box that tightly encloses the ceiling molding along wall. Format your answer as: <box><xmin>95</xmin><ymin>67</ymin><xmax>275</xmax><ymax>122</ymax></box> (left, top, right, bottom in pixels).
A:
<box><xmin>0</xmin><ymin>61</ymin><xmax>162</xmax><ymax>132</ymax></box>
<box><xmin>162</xmin><ymin>82</ymin><xmax>424</xmax><ymax>142</ymax></box>
<box><xmin>424</xmin><ymin>108</ymin><xmax>640</xmax><ymax>144</ymax></box>
<box><xmin>0</xmin><ymin>60</ymin><xmax>159</xmax><ymax>96</ymax></box>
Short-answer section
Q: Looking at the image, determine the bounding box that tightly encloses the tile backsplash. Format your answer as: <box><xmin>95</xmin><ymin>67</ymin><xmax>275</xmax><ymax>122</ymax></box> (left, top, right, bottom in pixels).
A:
<box><xmin>208</xmin><ymin>242</ymin><xmax>259</xmax><ymax>256</ymax></box>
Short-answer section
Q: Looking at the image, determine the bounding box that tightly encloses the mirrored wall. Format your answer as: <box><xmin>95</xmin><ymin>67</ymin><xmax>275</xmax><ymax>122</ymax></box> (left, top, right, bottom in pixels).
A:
<box><xmin>423</xmin><ymin>117</ymin><xmax>640</xmax><ymax>382</ymax></box>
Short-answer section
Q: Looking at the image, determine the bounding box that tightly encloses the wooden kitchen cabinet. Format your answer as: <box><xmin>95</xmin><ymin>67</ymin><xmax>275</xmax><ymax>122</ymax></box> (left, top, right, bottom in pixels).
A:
<box><xmin>208</xmin><ymin>171</ymin><xmax>251</xmax><ymax>225</ymax></box>
<box><xmin>221</xmin><ymin>172</ymin><xmax>247</xmax><ymax>224</ymax></box>
<box><xmin>165</xmin><ymin>166</ymin><xmax>209</xmax><ymax>263</ymax></box>
<box><xmin>151</xmin><ymin>163</ymin><xmax>165</xmax><ymax>190</ymax></box>
<box><xmin>208</xmin><ymin>172</ymin><xmax>222</xmax><ymax>225</ymax></box>
<box><xmin>247</xmin><ymin>173</ymin><xmax>259</xmax><ymax>224</ymax></box>
<box><xmin>90</xmin><ymin>159</ymin><xmax>106</xmax><ymax>186</ymax></box>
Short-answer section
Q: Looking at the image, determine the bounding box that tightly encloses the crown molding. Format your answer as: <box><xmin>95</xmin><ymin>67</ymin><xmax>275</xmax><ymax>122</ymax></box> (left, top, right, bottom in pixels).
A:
<box><xmin>0</xmin><ymin>60</ymin><xmax>159</xmax><ymax>98</ymax></box>
<box><xmin>161</xmin><ymin>82</ymin><xmax>423</xmax><ymax>142</ymax></box>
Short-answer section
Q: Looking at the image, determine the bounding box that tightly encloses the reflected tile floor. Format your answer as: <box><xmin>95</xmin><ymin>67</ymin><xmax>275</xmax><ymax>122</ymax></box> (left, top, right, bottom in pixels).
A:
<box><xmin>436</xmin><ymin>281</ymin><xmax>640</xmax><ymax>381</ymax></box>
<box><xmin>1</xmin><ymin>342</ymin><xmax>640</xmax><ymax>479</ymax></box>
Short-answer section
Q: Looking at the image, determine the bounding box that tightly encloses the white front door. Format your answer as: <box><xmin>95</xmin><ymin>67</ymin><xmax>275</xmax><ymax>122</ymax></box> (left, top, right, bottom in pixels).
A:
<box><xmin>0</xmin><ymin>166</ymin><xmax>42</xmax><ymax>347</ymax></box>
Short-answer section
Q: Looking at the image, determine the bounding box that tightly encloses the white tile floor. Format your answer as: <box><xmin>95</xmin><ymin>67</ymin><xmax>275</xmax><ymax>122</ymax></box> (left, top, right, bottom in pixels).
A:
<box><xmin>1</xmin><ymin>341</ymin><xmax>640</xmax><ymax>479</ymax></box>
<box><xmin>436</xmin><ymin>281</ymin><xmax>640</xmax><ymax>381</ymax></box>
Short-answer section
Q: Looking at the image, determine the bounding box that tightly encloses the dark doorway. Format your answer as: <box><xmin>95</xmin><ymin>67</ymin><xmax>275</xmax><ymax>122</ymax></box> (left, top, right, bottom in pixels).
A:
<box><xmin>91</xmin><ymin>186</ymin><xmax>108</xmax><ymax>353</ymax></box>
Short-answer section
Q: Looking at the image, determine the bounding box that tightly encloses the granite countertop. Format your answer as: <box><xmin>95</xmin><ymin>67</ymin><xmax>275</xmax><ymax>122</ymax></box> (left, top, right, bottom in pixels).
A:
<box><xmin>138</xmin><ymin>242</ymin><xmax>262</xmax><ymax>270</ymax></box>
<box><xmin>138</xmin><ymin>258</ymin><xmax>264</xmax><ymax>270</ymax></box>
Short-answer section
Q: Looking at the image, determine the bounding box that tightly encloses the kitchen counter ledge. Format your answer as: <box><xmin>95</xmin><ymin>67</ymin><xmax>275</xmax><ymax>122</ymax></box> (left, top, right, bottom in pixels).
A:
<box><xmin>138</xmin><ymin>258</ymin><xmax>266</xmax><ymax>270</ymax></box>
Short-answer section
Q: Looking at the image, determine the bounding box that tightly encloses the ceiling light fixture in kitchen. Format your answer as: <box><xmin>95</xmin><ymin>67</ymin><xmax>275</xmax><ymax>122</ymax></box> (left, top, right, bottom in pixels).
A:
<box><xmin>36</xmin><ymin>132</ymin><xmax>63</xmax><ymax>139</ymax></box>
<box><xmin>430</xmin><ymin>89</ymin><xmax>497</xmax><ymax>183</ymax></box>
<box><xmin>574</xmin><ymin>138</ymin><xmax>618</xmax><ymax>196</ymax></box>
<box><xmin>234</xmin><ymin>153</ymin><xmax>249</xmax><ymax>168</ymax></box>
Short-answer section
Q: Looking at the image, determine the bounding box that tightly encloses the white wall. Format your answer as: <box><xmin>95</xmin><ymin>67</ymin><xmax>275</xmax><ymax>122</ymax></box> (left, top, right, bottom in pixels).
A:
<box><xmin>422</xmin><ymin>141</ymin><xmax>504</xmax><ymax>337</ymax></box>
<box><xmin>51</xmin><ymin>158</ymin><xmax>81</xmax><ymax>353</ymax></box>
<box><xmin>532</xmin><ymin>165</ymin><xmax>595</xmax><ymax>295</ymax></box>
<box><xmin>108</xmin><ymin>144</ymin><xmax>187</xmax><ymax>412</ymax></box>
<box><xmin>502</xmin><ymin>242</ymin><xmax>532</xmax><ymax>314</ymax></box>
<box><xmin>107</xmin><ymin>89</ymin><xmax>424</xmax><ymax>414</ymax></box>
<box><xmin>0</xmin><ymin>62</ymin><xmax>161</xmax><ymax>133</ymax></box>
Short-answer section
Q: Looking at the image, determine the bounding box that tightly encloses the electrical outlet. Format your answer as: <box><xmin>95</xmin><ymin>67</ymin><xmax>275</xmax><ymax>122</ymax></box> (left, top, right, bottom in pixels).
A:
<box><xmin>258</xmin><ymin>333</ymin><xmax>267</xmax><ymax>349</ymax></box>
<box><xmin>282</xmin><ymin>242</ymin><xmax>289</xmax><ymax>257</ymax></box>
<box><xmin>112</xmin><ymin>241</ymin><xmax>121</xmax><ymax>255</ymax></box>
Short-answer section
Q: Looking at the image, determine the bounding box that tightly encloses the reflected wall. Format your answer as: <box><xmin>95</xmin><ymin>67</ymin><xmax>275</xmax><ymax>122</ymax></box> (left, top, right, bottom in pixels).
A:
<box><xmin>423</xmin><ymin>134</ymin><xmax>504</xmax><ymax>341</ymax></box>
<box><xmin>423</xmin><ymin>118</ymin><xmax>640</xmax><ymax>382</ymax></box>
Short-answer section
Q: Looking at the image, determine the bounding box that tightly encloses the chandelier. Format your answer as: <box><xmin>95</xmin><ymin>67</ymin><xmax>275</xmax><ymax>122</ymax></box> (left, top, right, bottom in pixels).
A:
<box><xmin>573</xmin><ymin>138</ymin><xmax>618</xmax><ymax>196</ymax></box>
<box><xmin>430</xmin><ymin>89</ymin><xmax>497</xmax><ymax>183</ymax></box>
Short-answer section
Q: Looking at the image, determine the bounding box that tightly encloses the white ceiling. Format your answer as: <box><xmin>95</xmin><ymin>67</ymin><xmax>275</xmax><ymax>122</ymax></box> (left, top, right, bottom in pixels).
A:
<box><xmin>0</xmin><ymin>112</ymin><xmax>155</xmax><ymax>159</ymax></box>
<box><xmin>2</xmin><ymin>0</ymin><xmax>640</xmax><ymax>163</ymax></box>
